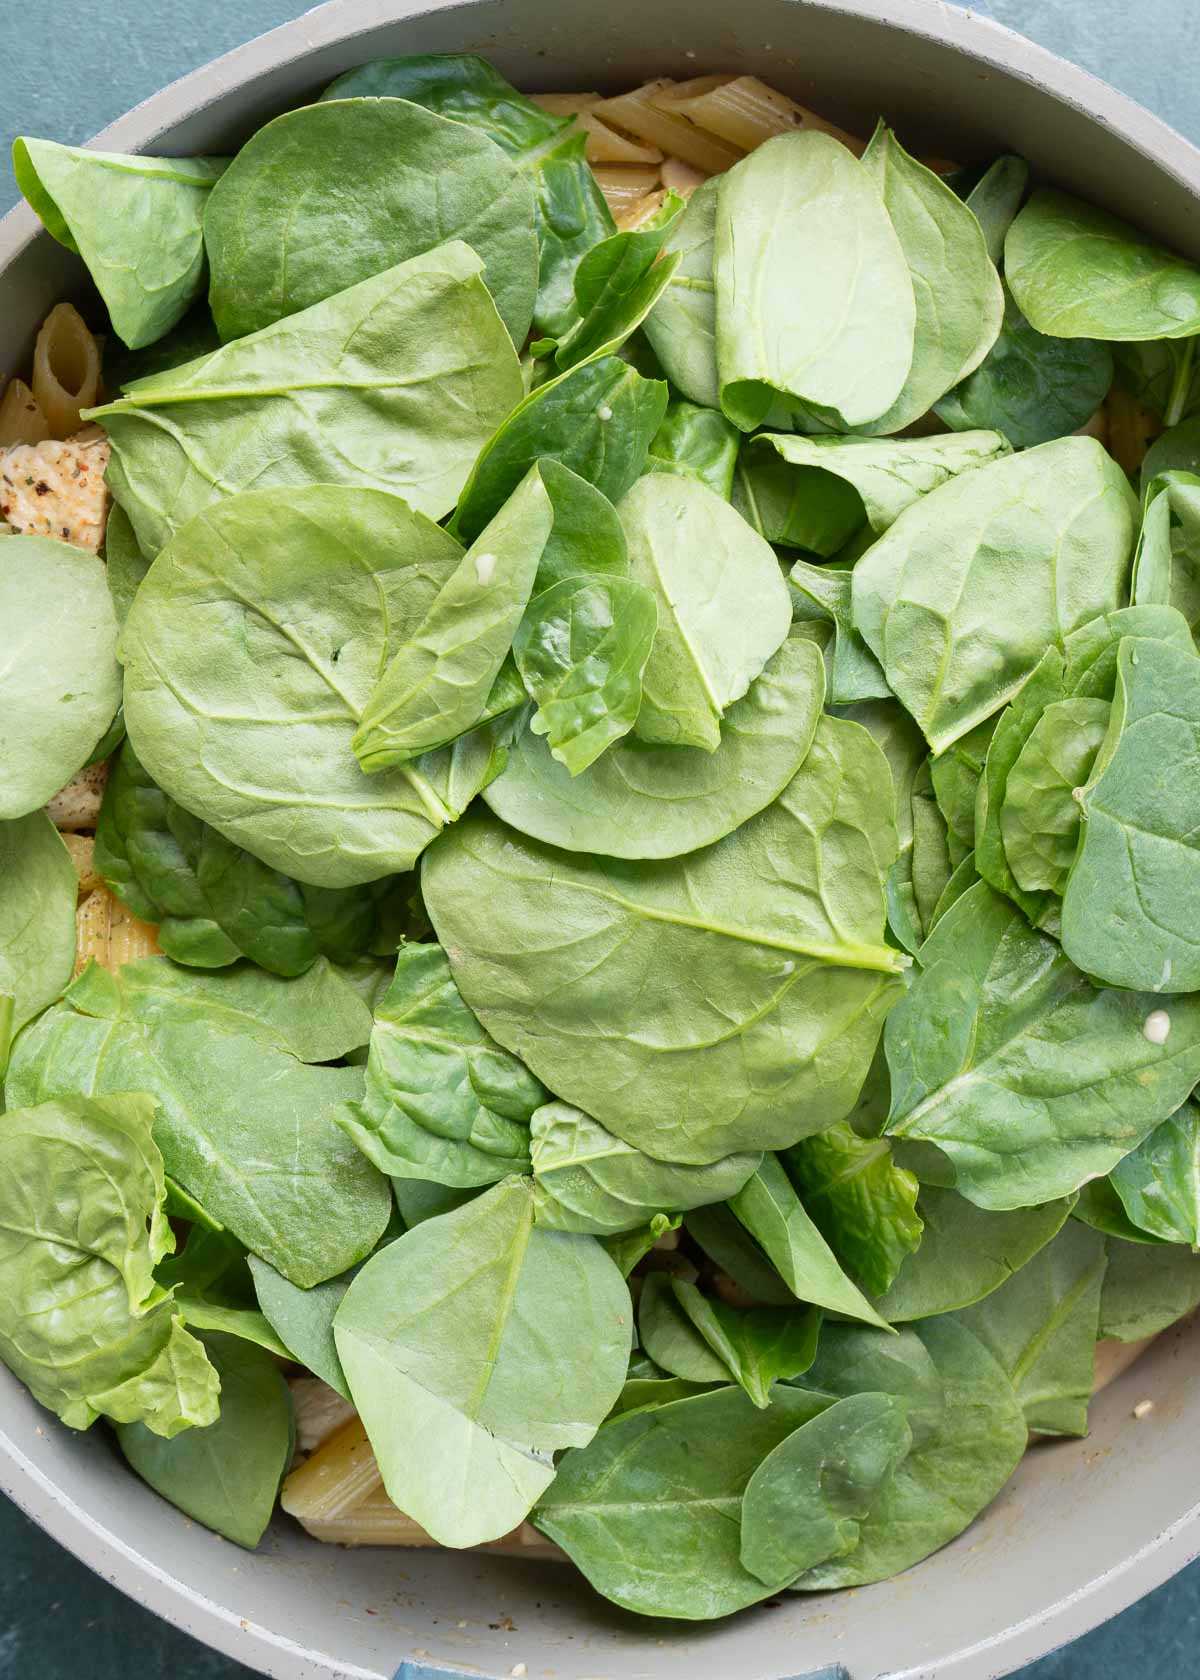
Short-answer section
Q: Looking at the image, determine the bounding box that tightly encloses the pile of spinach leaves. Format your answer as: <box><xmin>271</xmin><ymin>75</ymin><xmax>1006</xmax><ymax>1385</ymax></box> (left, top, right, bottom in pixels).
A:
<box><xmin>6</xmin><ymin>50</ymin><xmax>1200</xmax><ymax>1620</ymax></box>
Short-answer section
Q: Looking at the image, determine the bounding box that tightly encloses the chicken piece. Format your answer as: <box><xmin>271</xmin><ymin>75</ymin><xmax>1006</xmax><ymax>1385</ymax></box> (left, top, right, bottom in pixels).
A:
<box><xmin>45</xmin><ymin>760</ymin><xmax>109</xmax><ymax>830</ymax></box>
<box><xmin>0</xmin><ymin>429</ymin><xmax>110</xmax><ymax>552</ymax></box>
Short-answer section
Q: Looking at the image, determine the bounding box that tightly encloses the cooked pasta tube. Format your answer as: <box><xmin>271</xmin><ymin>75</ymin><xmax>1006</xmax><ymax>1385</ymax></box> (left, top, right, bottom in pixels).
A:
<box><xmin>592</xmin><ymin>162</ymin><xmax>662</xmax><ymax>216</ymax></box>
<box><xmin>290</xmin><ymin>1378</ymin><xmax>359</xmax><ymax>1456</ymax></box>
<box><xmin>591</xmin><ymin>81</ymin><xmax>743</xmax><ymax>173</ymax></box>
<box><xmin>530</xmin><ymin>92</ymin><xmax>663</xmax><ymax>163</ymax></box>
<box><xmin>0</xmin><ymin>377</ymin><xmax>50</xmax><ymax>446</ymax></box>
<box><xmin>661</xmin><ymin>155</ymin><xmax>709</xmax><ymax>196</ymax></box>
<box><xmin>615</xmin><ymin>189</ymin><xmax>668</xmax><ymax>231</ymax></box>
<box><xmin>31</xmin><ymin>303</ymin><xmax>102</xmax><ymax>438</ymax></box>
<box><xmin>46</xmin><ymin>761</ymin><xmax>109</xmax><ymax>830</ymax></box>
<box><xmin>62</xmin><ymin>832</ymin><xmax>102</xmax><ymax>896</ymax></box>
<box><xmin>652</xmin><ymin>73</ymin><xmax>864</xmax><ymax>156</ymax></box>
<box><xmin>75</xmin><ymin>883</ymin><xmax>161</xmax><ymax>974</ymax></box>
<box><xmin>280</xmin><ymin>1416</ymin><xmax>386</xmax><ymax>1525</ymax></box>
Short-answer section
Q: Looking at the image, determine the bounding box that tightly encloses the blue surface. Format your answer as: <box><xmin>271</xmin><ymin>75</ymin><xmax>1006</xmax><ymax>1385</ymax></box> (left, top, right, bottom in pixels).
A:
<box><xmin>1</xmin><ymin>2</ymin><xmax>1198</xmax><ymax>1676</ymax></box>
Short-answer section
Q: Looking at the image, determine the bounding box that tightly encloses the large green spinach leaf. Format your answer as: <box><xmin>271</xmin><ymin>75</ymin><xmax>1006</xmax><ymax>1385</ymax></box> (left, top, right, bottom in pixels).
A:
<box><xmin>248</xmin><ymin>1255</ymin><xmax>354</xmax><ymax>1399</ymax></box>
<box><xmin>14</xmin><ymin>141</ymin><xmax>226</xmax><ymax>350</ymax></box>
<box><xmin>334</xmin><ymin>1176</ymin><xmax>630</xmax><ymax>1546</ymax></box>
<box><xmin>0</xmin><ymin>812</ymin><xmax>77</xmax><ymax>1071</ymax></box>
<box><xmin>0</xmin><ymin>536</ymin><xmax>121</xmax><ymax>819</ymax></box>
<box><xmin>119</xmin><ymin>485</ymin><xmax>512</xmax><ymax>889</ymax></box>
<box><xmin>94</xmin><ymin>243</ymin><xmax>523</xmax><ymax>554</ymax></box>
<box><xmin>0</xmin><ymin>1093</ymin><xmax>219</xmax><ymax>1436</ymax></box>
<box><xmin>885</xmin><ymin>882</ymin><xmax>1200</xmax><ymax>1207</ymax></box>
<box><xmin>424</xmin><ymin>714</ymin><xmax>905</xmax><ymax>1164</ymax></box>
<box><xmin>1110</xmin><ymin>1101</ymin><xmax>1200</xmax><ymax>1246</ymax></box>
<box><xmin>788</xmin><ymin>561</ymin><xmax>890</xmax><ymax>706</ymax></box>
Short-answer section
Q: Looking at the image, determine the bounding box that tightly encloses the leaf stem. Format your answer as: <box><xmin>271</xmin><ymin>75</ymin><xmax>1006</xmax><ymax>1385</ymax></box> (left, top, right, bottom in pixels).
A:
<box><xmin>1164</xmin><ymin>337</ymin><xmax>1196</xmax><ymax>428</ymax></box>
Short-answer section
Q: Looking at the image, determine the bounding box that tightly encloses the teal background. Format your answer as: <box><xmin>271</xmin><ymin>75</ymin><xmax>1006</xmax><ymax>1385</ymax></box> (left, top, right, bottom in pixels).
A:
<box><xmin>2</xmin><ymin>0</ymin><xmax>1199</xmax><ymax>1674</ymax></box>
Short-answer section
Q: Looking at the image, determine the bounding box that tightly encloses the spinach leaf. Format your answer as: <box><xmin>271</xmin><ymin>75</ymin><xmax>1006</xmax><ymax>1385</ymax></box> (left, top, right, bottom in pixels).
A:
<box><xmin>157</xmin><ymin>1225</ymin><xmax>292</xmax><ymax>1361</ymax></box>
<box><xmin>1133</xmin><ymin>472</ymin><xmax>1200</xmax><ymax>632</ymax></box>
<box><xmin>248</xmin><ymin>1255</ymin><xmax>354</xmax><ymax>1399</ymax></box>
<box><xmin>453</xmin><ymin>354</ymin><xmax>667</xmax><ymax>544</ymax></box>
<box><xmin>885</xmin><ymin>881</ymin><xmax>1200</xmax><ymax>1207</ymax></box>
<box><xmin>334</xmin><ymin>943</ymin><xmax>546</xmax><ymax>1188</ymax></box>
<box><xmin>852</xmin><ymin>437</ymin><xmax>1137</xmax><ymax>752</ymax></box>
<box><xmin>729</xmin><ymin>1156</ymin><xmax>891</xmax><ymax>1329</ymax></box>
<box><xmin>14</xmin><ymin>140</ymin><xmax>226</xmax><ymax>350</ymax></box>
<box><xmin>319</xmin><ymin>53</ymin><xmax>615</xmax><ymax>342</ymax></box>
<box><xmin>0</xmin><ymin>1093</ymin><xmax>219</xmax><ymax>1436</ymax></box>
<box><xmin>1006</xmin><ymin>188</ymin><xmax>1200</xmax><ymax>341</ymax></box>
<box><xmin>955</xmin><ymin>1221</ymin><xmax>1106</xmax><ymax>1436</ymax></box>
<box><xmin>935</xmin><ymin>289</ymin><xmax>1113</xmax><ymax>449</ymax></box>
<box><xmin>834</xmin><ymin>699</ymin><xmax>928</xmax><ymax>956</ymax></box>
<box><xmin>740</xmin><ymin>1392</ymin><xmax>911</xmax><ymax>1587</ymax></box>
<box><xmin>391</xmin><ymin>1178</ymin><xmax>477</xmax><ymax>1230</ymax></box>
<box><xmin>1073</xmin><ymin>1178</ymin><xmax>1165</xmax><ymax>1245</ymax></box>
<box><xmin>684</xmin><ymin>1204</ymin><xmax>797</xmax><ymax>1307</ymax></box>
<box><xmin>858</xmin><ymin>125</ymin><xmax>1003</xmax><ymax>433</ymax></box>
<box><xmin>0</xmin><ymin>537</ymin><xmax>121</xmax><ymax>819</ymax></box>
<box><xmin>734</xmin><ymin>444</ymin><xmax>864</xmax><ymax>558</ymax></box>
<box><xmin>714</xmin><ymin>133</ymin><xmax>915</xmax><ymax>431</ymax></box>
<box><xmin>871</xmin><ymin>1186</ymin><xmax>1073</xmax><ymax>1321</ymax></box>
<box><xmin>6</xmin><ymin>957</ymin><xmax>389</xmax><ymax>1286</ymax></box>
<box><xmin>205</xmin><ymin>98</ymin><xmax>537</xmax><ymax>346</ymax></box>
<box><xmin>792</xmin><ymin>1322</ymin><xmax>945</xmax><ymax>1446</ymax></box>
<box><xmin>639</xmin><ymin>1273</ymin><xmax>819</xmax><ymax>1407</ymax></box>
<box><xmin>118</xmin><ymin>1331</ymin><xmax>293</xmax><ymax>1547</ymax></box>
<box><xmin>999</xmin><ymin>696</ymin><xmax>1110</xmax><ymax>894</ymax></box>
<box><xmin>1062</xmin><ymin>636</ymin><xmax>1200</xmax><ymax>990</ymax></box>
<box><xmin>645</xmin><ymin>400</ymin><xmax>740</xmax><ymax>498</ymax></box>
<box><xmin>424</xmin><ymin>715</ymin><xmax>906</xmax><ymax>1164</ymax></box>
<box><xmin>103</xmin><ymin>502</ymin><xmax>151</xmax><ymax>628</ymax></box>
<box><xmin>780</xmin><ymin>1125</ymin><xmax>922</xmax><ymax>1296</ymax></box>
<box><xmin>484</xmin><ymin>633</ymin><xmax>825</xmax><ymax>859</ymax></box>
<box><xmin>95</xmin><ymin>741</ymin><xmax>404</xmax><ymax>976</ymax></box>
<box><xmin>788</xmin><ymin>1319</ymin><xmax>1026</xmax><ymax>1589</ymax></box>
<box><xmin>333</xmin><ymin>1176</ymin><xmax>630</xmax><ymax>1546</ymax></box>
<box><xmin>94</xmin><ymin>243</ymin><xmax>523</xmax><ymax>554</ymax></box>
<box><xmin>0</xmin><ymin>812</ymin><xmax>77</xmax><ymax>1072</ymax></box>
<box><xmin>119</xmin><ymin>485</ymin><xmax>511</xmax><ymax>889</ymax></box>
<box><xmin>619</xmin><ymin>474</ymin><xmax>792</xmax><ymax>750</ymax></box>
<box><xmin>1142</xmin><ymin>418</ymin><xmax>1200</xmax><ymax>484</ymax></box>
<box><xmin>513</xmin><ymin>573</ymin><xmax>658</xmax><ymax>775</ymax></box>
<box><xmin>1110</xmin><ymin>1100</ymin><xmax>1200</xmax><ymax>1245</ymax></box>
<box><xmin>352</xmin><ymin>467</ymin><xmax>554</xmax><ymax>771</ymax></box>
<box><xmin>609</xmin><ymin>1374</ymin><xmax>714</xmax><ymax>1419</ymax></box>
<box><xmin>598</xmin><ymin>1214</ymin><xmax>679</xmax><ymax>1278</ymax></box>
<box><xmin>553</xmin><ymin>200</ymin><xmax>683</xmax><ymax>370</ymax></box>
<box><xmin>1099</xmin><ymin>1234</ymin><xmax>1200</xmax><ymax>1340</ymax></box>
<box><xmin>534</xmin><ymin>1385</ymin><xmax>831</xmax><ymax>1618</ymax></box>
<box><xmin>788</xmin><ymin>560</ymin><xmax>891</xmax><ymax>705</ymax></box>
<box><xmin>642</xmin><ymin>177</ymin><xmax>720</xmax><ymax>409</ymax></box>
<box><xmin>930</xmin><ymin>717</ymin><xmax>994</xmax><ymax>856</ymax></box>
<box><xmin>961</xmin><ymin>154</ymin><xmax>1030</xmax><ymax>265</ymax></box>
<box><xmin>530</xmin><ymin>1102</ymin><xmax>759</xmax><ymax>1235</ymax></box>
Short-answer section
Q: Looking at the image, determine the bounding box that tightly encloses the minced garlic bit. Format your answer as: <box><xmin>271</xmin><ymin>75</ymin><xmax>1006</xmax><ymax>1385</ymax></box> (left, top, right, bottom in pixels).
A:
<box><xmin>1143</xmin><ymin>1009</ymin><xmax>1171</xmax><ymax>1046</ymax></box>
<box><xmin>0</xmin><ymin>429</ymin><xmax>110</xmax><ymax>552</ymax></box>
<box><xmin>474</xmin><ymin>551</ymin><xmax>498</xmax><ymax>585</ymax></box>
<box><xmin>1133</xmin><ymin>1398</ymin><xmax>1155</xmax><ymax>1419</ymax></box>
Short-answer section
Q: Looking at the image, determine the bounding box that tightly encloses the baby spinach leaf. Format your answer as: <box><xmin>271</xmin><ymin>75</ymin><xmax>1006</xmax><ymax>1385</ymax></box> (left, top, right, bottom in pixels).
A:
<box><xmin>684</xmin><ymin>1204</ymin><xmax>797</xmax><ymax>1307</ymax></box>
<box><xmin>851</xmin><ymin>437</ymin><xmax>1137</xmax><ymax>752</ymax></box>
<box><xmin>95</xmin><ymin>741</ymin><xmax>405</xmax><ymax>976</ymax></box>
<box><xmin>961</xmin><ymin>154</ymin><xmax>1030</xmax><ymax>266</ymax></box>
<box><xmin>424</xmin><ymin>714</ymin><xmax>906</xmax><ymax>1165</ymax></box>
<box><xmin>730</xmin><ymin>1156</ymin><xmax>892</xmax><ymax>1329</ymax></box>
<box><xmin>885</xmin><ymin>881</ymin><xmax>1200</xmax><ymax>1207</ymax></box>
<box><xmin>0</xmin><ymin>537</ymin><xmax>121</xmax><ymax>819</ymax></box>
<box><xmin>780</xmin><ymin>1125</ymin><xmax>922</xmax><ymax>1297</ymax></box>
<box><xmin>391</xmin><ymin>1178</ymin><xmax>477</xmax><ymax>1230</ymax></box>
<box><xmin>205</xmin><ymin>98</ymin><xmax>537</xmax><ymax>346</ymax></box>
<box><xmin>1062</xmin><ymin>636</ymin><xmax>1200</xmax><ymax>990</ymax></box>
<box><xmin>119</xmin><ymin>485</ymin><xmax>510</xmax><ymax>889</ymax></box>
<box><xmin>6</xmin><ymin>957</ymin><xmax>389</xmax><ymax>1286</ymax></box>
<box><xmin>638</xmin><ymin>1271</ymin><xmax>760</xmax><ymax>1385</ymax></box>
<box><xmin>858</xmin><ymin>124</ymin><xmax>1003</xmax><ymax>433</ymax></box>
<box><xmin>935</xmin><ymin>289</ymin><xmax>1113</xmax><ymax>449</ymax></box>
<box><xmin>788</xmin><ymin>560</ymin><xmax>890</xmax><ymax>705</ymax></box>
<box><xmin>714</xmin><ymin>133</ymin><xmax>915</xmax><ymax>431</ymax></box>
<box><xmin>620</xmin><ymin>474</ymin><xmax>792</xmax><ymax>749</ymax></box>
<box><xmin>645</xmin><ymin>400</ymin><xmax>740</xmax><ymax>498</ymax></box>
<box><xmin>534</xmin><ymin>1384</ymin><xmax>831</xmax><ymax>1618</ymax></box>
<box><xmin>118</xmin><ymin>1331</ymin><xmax>294</xmax><ymax>1548</ymax></box>
<box><xmin>1006</xmin><ymin>188</ymin><xmax>1200</xmax><ymax>341</ymax></box>
<box><xmin>248</xmin><ymin>1256</ymin><xmax>354</xmax><ymax>1399</ymax></box>
<box><xmin>453</xmin><ymin>354</ymin><xmax>667</xmax><ymax>543</ymax></box>
<box><xmin>610</xmin><ymin>1374</ymin><xmax>714</xmax><ymax>1419</ymax></box>
<box><xmin>999</xmin><ymin>695</ymin><xmax>1110</xmax><ymax>894</ymax></box>
<box><xmin>1073</xmin><ymin>1178</ymin><xmax>1164</xmax><ymax>1245</ymax></box>
<box><xmin>740</xmin><ymin>1392</ymin><xmax>912</xmax><ymax>1587</ymax></box>
<box><xmin>513</xmin><ymin>573</ymin><xmax>658</xmax><ymax>774</ymax></box>
<box><xmin>930</xmin><ymin>717</ymin><xmax>994</xmax><ymax>857</ymax></box>
<box><xmin>871</xmin><ymin>1186</ymin><xmax>1073</xmax><ymax>1321</ymax></box>
<box><xmin>792</xmin><ymin>1321</ymin><xmax>945</xmax><ymax>1445</ymax></box>
<box><xmin>640</xmin><ymin>1273</ymin><xmax>819</xmax><ymax>1407</ymax></box>
<box><xmin>94</xmin><ymin>243</ymin><xmax>524</xmax><ymax>554</ymax></box>
<box><xmin>642</xmin><ymin>177</ymin><xmax>720</xmax><ymax>408</ymax></box>
<box><xmin>484</xmin><ymin>633</ymin><xmax>825</xmax><ymax>859</ymax></box>
<box><xmin>353</xmin><ymin>467</ymin><xmax>554</xmax><ymax>771</ymax></box>
<box><xmin>0</xmin><ymin>812</ymin><xmax>77</xmax><ymax>1072</ymax></box>
<box><xmin>834</xmin><ymin>699</ymin><xmax>927</xmax><ymax>956</ymax></box>
<box><xmin>789</xmin><ymin>1318</ymin><xmax>1026</xmax><ymax>1589</ymax></box>
<box><xmin>598</xmin><ymin>1214</ymin><xmax>679</xmax><ymax>1278</ymax></box>
<box><xmin>14</xmin><ymin>140</ymin><xmax>226</xmax><ymax>350</ymax></box>
<box><xmin>334</xmin><ymin>1176</ymin><xmax>631</xmax><ymax>1546</ymax></box>
<box><xmin>530</xmin><ymin>1102</ymin><xmax>759</xmax><ymax>1235</ymax></box>
<box><xmin>1110</xmin><ymin>1100</ymin><xmax>1200</xmax><ymax>1246</ymax></box>
<box><xmin>1142</xmin><ymin>418</ymin><xmax>1200</xmax><ymax>485</ymax></box>
<box><xmin>955</xmin><ymin>1220</ymin><xmax>1106</xmax><ymax>1436</ymax></box>
<box><xmin>104</xmin><ymin>502</ymin><xmax>152</xmax><ymax>628</ymax></box>
<box><xmin>1099</xmin><ymin>1234</ymin><xmax>1200</xmax><ymax>1340</ymax></box>
<box><xmin>554</xmin><ymin>201</ymin><xmax>683</xmax><ymax>370</ymax></box>
<box><xmin>0</xmin><ymin>1093</ymin><xmax>220</xmax><ymax>1436</ymax></box>
<box><xmin>319</xmin><ymin>52</ymin><xmax>615</xmax><ymax>342</ymax></box>
<box><xmin>334</xmin><ymin>943</ymin><xmax>545</xmax><ymax>1188</ymax></box>
<box><xmin>159</xmin><ymin>1226</ymin><xmax>292</xmax><ymax>1361</ymax></box>
<box><xmin>734</xmin><ymin>443</ymin><xmax>864</xmax><ymax>558</ymax></box>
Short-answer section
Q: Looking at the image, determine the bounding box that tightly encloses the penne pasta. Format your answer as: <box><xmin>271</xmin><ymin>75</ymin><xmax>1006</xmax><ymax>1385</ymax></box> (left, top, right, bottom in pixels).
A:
<box><xmin>75</xmin><ymin>883</ymin><xmax>161</xmax><ymax>974</ymax></box>
<box><xmin>661</xmin><ymin>155</ymin><xmax>709</xmax><ymax>196</ymax></box>
<box><xmin>592</xmin><ymin>162</ymin><xmax>663</xmax><ymax>216</ymax></box>
<box><xmin>0</xmin><ymin>377</ymin><xmax>50</xmax><ymax>446</ymax></box>
<box><xmin>280</xmin><ymin>1416</ymin><xmax>385</xmax><ymax>1525</ymax></box>
<box><xmin>615</xmin><ymin>188</ymin><xmax>668</xmax><ymax>231</ymax></box>
<box><xmin>45</xmin><ymin>761</ymin><xmax>110</xmax><ymax>831</ymax></box>
<box><xmin>656</xmin><ymin>73</ymin><xmax>865</xmax><ymax>156</ymax></box>
<box><xmin>290</xmin><ymin>1377</ymin><xmax>358</xmax><ymax>1456</ymax></box>
<box><xmin>591</xmin><ymin>80</ymin><xmax>743</xmax><ymax>174</ymax></box>
<box><xmin>62</xmin><ymin>832</ymin><xmax>102</xmax><ymax>896</ymax></box>
<box><xmin>31</xmin><ymin>302</ymin><xmax>102</xmax><ymax>438</ymax></box>
<box><xmin>531</xmin><ymin>94</ymin><xmax>664</xmax><ymax>165</ymax></box>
